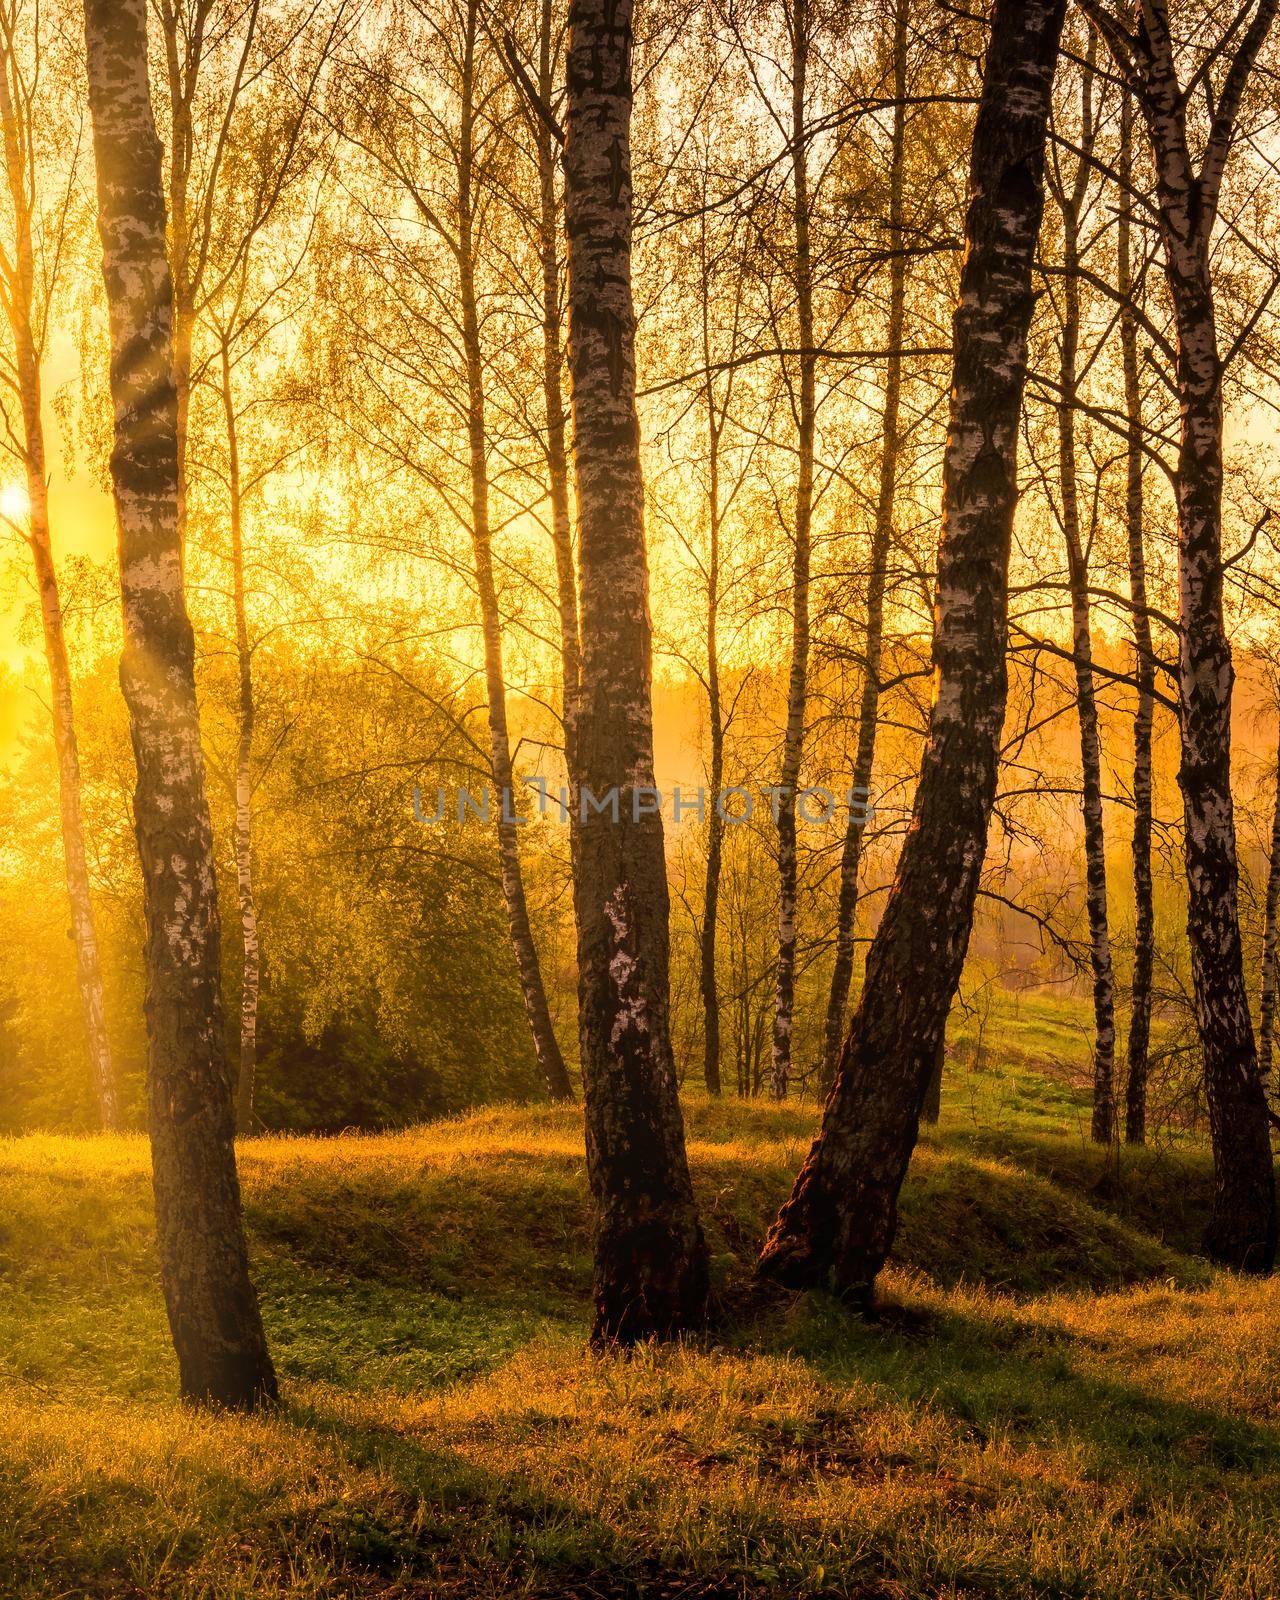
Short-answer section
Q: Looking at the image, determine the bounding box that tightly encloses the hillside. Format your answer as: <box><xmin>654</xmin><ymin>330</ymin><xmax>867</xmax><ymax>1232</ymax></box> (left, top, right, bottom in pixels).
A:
<box><xmin>1</xmin><ymin>1029</ymin><xmax>1278</xmax><ymax>1598</ymax></box>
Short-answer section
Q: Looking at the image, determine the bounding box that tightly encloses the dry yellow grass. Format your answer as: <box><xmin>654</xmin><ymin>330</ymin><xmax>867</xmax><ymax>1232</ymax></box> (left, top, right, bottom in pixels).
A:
<box><xmin>0</xmin><ymin>1090</ymin><xmax>1275</xmax><ymax>1597</ymax></box>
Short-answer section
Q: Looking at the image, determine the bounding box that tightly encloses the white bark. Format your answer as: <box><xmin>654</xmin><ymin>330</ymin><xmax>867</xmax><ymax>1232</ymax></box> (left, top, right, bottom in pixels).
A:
<box><xmin>758</xmin><ymin>0</ymin><xmax>1068</xmax><ymax>1300</ymax></box>
<box><xmin>84</xmin><ymin>0</ymin><xmax>276</xmax><ymax>1407</ymax></box>
<box><xmin>1088</xmin><ymin>0</ymin><xmax>1279</xmax><ymax>1268</ymax></box>
<box><xmin>564</xmin><ymin>0</ymin><xmax>707</xmax><ymax>1340</ymax></box>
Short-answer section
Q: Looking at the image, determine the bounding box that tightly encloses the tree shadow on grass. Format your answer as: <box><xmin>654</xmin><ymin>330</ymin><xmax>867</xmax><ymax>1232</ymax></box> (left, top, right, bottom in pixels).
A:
<box><xmin>284</xmin><ymin>1398</ymin><xmax>885</xmax><ymax>1600</ymax></box>
<box><xmin>262</xmin><ymin>1274</ymin><xmax>581</xmax><ymax>1397</ymax></box>
<box><xmin>281</xmin><ymin>1268</ymin><xmax>1280</xmax><ymax>1600</ymax></box>
<box><xmin>769</xmin><ymin>1288</ymin><xmax>1280</xmax><ymax>1483</ymax></box>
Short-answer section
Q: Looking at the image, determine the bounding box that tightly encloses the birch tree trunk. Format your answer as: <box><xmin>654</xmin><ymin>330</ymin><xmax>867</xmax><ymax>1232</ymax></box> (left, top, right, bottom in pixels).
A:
<box><xmin>819</xmin><ymin>0</ymin><xmax>908</xmax><ymax>1090</ymax></box>
<box><xmin>770</xmin><ymin>0</ymin><xmax>814</xmax><ymax>1100</ymax></box>
<box><xmin>1260</xmin><ymin>718</ymin><xmax>1280</xmax><ymax>1087</ymax></box>
<box><xmin>157</xmin><ymin>0</ymin><xmax>197</xmax><ymax>572</ymax></box>
<box><xmin>698</xmin><ymin>205</ymin><xmax>725</xmax><ymax>1099</ymax></box>
<box><xmin>756</xmin><ymin>0</ymin><xmax>1067</xmax><ymax>1302</ymax></box>
<box><xmin>535</xmin><ymin>0</ymin><xmax>582</xmax><ymax>757</ymax></box>
<box><xmin>564</xmin><ymin>0</ymin><xmax>708</xmax><ymax>1341</ymax></box>
<box><xmin>534</xmin><ymin>0</ymin><xmax>586</xmax><ymax>1077</ymax></box>
<box><xmin>0</xmin><ymin>50</ymin><xmax>119</xmax><ymax>1130</ymax></box>
<box><xmin>23</xmin><ymin>433</ymin><xmax>121</xmax><ymax>1132</ymax></box>
<box><xmin>1164</xmin><ymin>257</ymin><xmax>1276</xmax><ymax>1269</ymax></box>
<box><xmin>218</xmin><ymin>341</ymin><xmax>260</xmax><ymax>1135</ymax></box>
<box><xmin>699</xmin><ymin>412</ymin><xmax>725</xmax><ymax>1100</ymax></box>
<box><xmin>1087</xmin><ymin>0</ymin><xmax>1279</xmax><ymax>1268</ymax></box>
<box><xmin>83</xmin><ymin>0</ymin><xmax>277</xmax><ymax>1409</ymax></box>
<box><xmin>1053</xmin><ymin>74</ymin><xmax>1117</xmax><ymax>1144</ymax></box>
<box><xmin>459</xmin><ymin>0</ymin><xmax>572</xmax><ymax>1103</ymax></box>
<box><xmin>1118</xmin><ymin>88</ymin><xmax>1155</xmax><ymax>1146</ymax></box>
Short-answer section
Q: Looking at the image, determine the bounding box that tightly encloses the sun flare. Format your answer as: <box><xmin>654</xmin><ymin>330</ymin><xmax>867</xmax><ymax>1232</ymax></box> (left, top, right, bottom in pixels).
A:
<box><xmin>0</xmin><ymin>482</ymin><xmax>30</xmax><ymax>524</ymax></box>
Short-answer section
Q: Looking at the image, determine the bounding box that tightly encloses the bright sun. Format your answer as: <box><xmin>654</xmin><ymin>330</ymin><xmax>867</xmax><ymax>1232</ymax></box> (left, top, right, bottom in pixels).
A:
<box><xmin>0</xmin><ymin>483</ymin><xmax>30</xmax><ymax>524</ymax></box>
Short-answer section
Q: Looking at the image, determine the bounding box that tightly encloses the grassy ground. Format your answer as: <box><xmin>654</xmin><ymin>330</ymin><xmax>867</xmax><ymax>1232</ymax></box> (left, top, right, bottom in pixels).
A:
<box><xmin>1</xmin><ymin>990</ymin><xmax>1277</xmax><ymax>1598</ymax></box>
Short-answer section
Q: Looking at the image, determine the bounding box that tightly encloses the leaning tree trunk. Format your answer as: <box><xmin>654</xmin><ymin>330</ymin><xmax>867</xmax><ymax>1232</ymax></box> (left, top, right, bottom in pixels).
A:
<box><xmin>756</xmin><ymin>0</ymin><xmax>1067</xmax><ymax>1303</ymax></box>
<box><xmin>819</xmin><ymin>0</ymin><xmax>908</xmax><ymax>1091</ymax></box>
<box><xmin>1260</xmin><ymin>717</ymin><xmax>1280</xmax><ymax>1086</ymax></box>
<box><xmin>1054</xmin><ymin>92</ymin><xmax>1117</xmax><ymax>1145</ymax></box>
<box><xmin>460</xmin><ymin>2</ymin><xmax>573</xmax><ymax>1102</ymax></box>
<box><xmin>0</xmin><ymin>57</ymin><xmax>119</xmax><ymax>1130</ymax></box>
<box><xmin>83</xmin><ymin>0</ymin><xmax>277</xmax><ymax>1409</ymax></box>
<box><xmin>219</xmin><ymin>342</ymin><xmax>261</xmax><ymax>1135</ymax></box>
<box><xmin>770</xmin><ymin>0</ymin><xmax>815</xmax><ymax>1100</ymax></box>
<box><xmin>1118</xmin><ymin>89</ymin><xmax>1155</xmax><ymax>1146</ymax></box>
<box><xmin>564</xmin><ymin>0</ymin><xmax>708</xmax><ymax>1341</ymax></box>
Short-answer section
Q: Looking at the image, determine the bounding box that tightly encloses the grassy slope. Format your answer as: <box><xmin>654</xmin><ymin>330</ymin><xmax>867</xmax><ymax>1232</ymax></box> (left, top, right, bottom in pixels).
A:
<box><xmin>1</xmin><ymin>992</ymin><xmax>1277</xmax><ymax>1599</ymax></box>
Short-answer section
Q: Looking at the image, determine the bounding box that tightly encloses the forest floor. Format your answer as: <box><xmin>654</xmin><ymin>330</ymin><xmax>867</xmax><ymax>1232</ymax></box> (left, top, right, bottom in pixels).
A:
<box><xmin>1</xmin><ymin>989</ymin><xmax>1278</xmax><ymax>1599</ymax></box>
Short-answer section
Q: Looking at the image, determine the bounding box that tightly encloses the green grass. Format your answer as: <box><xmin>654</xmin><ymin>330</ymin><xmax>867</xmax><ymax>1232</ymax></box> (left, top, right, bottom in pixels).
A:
<box><xmin>0</xmin><ymin>994</ymin><xmax>1277</xmax><ymax>1598</ymax></box>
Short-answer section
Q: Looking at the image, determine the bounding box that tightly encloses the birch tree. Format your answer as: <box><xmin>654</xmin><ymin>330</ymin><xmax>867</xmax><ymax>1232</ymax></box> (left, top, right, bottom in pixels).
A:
<box><xmin>331</xmin><ymin>0</ymin><xmax>574</xmax><ymax>1102</ymax></box>
<box><xmin>767</xmin><ymin>0</ymin><xmax>816</xmax><ymax>1100</ymax></box>
<box><xmin>1082</xmin><ymin>0</ymin><xmax>1278</xmax><ymax>1269</ymax></box>
<box><xmin>509</xmin><ymin>0</ymin><xmax>582</xmax><ymax>805</ymax></box>
<box><xmin>155</xmin><ymin>0</ymin><xmax>259</xmax><ymax>567</ymax></box>
<box><xmin>564</xmin><ymin>0</ymin><xmax>708</xmax><ymax>1341</ymax></box>
<box><xmin>687</xmin><ymin>189</ymin><xmax>740</xmax><ymax>1100</ymax></box>
<box><xmin>154</xmin><ymin>0</ymin><xmax>336</xmax><ymax>567</ymax></box>
<box><xmin>150</xmin><ymin>0</ymin><xmax>342</xmax><ymax>1128</ymax></box>
<box><xmin>1259</xmin><ymin>695</ymin><xmax>1280</xmax><ymax>1087</ymax></box>
<box><xmin>204</xmin><ymin>271</ymin><xmax>308</xmax><ymax>1133</ymax></box>
<box><xmin>757</xmin><ymin>0</ymin><xmax>1067</xmax><ymax>1303</ymax></box>
<box><xmin>649</xmin><ymin>95</ymin><xmax>761</xmax><ymax>1100</ymax></box>
<box><xmin>1046</xmin><ymin>46</ymin><xmax>1117</xmax><ymax>1144</ymax></box>
<box><xmin>82</xmin><ymin>0</ymin><xmax>277</xmax><ymax>1407</ymax></box>
<box><xmin>0</xmin><ymin>0</ymin><xmax>117</xmax><ymax>1127</ymax></box>
<box><xmin>190</xmin><ymin>49</ymin><xmax>335</xmax><ymax>1133</ymax></box>
<box><xmin>218</xmin><ymin>311</ymin><xmax>260</xmax><ymax>1132</ymax></box>
<box><xmin>819</xmin><ymin>0</ymin><xmax>912</xmax><ymax>1090</ymax></box>
<box><xmin>1117</xmin><ymin>81</ymin><xmax>1156</xmax><ymax>1144</ymax></box>
<box><xmin>451</xmin><ymin>0</ymin><xmax>574</xmax><ymax>1101</ymax></box>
